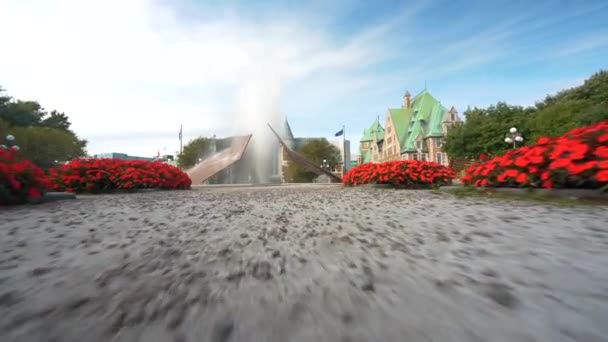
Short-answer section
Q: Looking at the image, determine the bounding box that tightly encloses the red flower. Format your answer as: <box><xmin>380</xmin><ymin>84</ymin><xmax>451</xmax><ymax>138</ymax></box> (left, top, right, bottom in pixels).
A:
<box><xmin>459</xmin><ymin>121</ymin><xmax>608</xmax><ymax>190</ymax></box>
<box><xmin>594</xmin><ymin>146</ymin><xmax>608</xmax><ymax>159</ymax></box>
<box><xmin>1</xmin><ymin>149</ymin><xmax>49</xmax><ymax>205</ymax></box>
<box><xmin>549</xmin><ymin>158</ymin><xmax>572</xmax><ymax>170</ymax></box>
<box><xmin>504</xmin><ymin>169</ymin><xmax>519</xmax><ymax>178</ymax></box>
<box><xmin>27</xmin><ymin>188</ymin><xmax>41</xmax><ymax>198</ymax></box>
<box><xmin>514</xmin><ymin>157</ymin><xmax>530</xmax><ymax>167</ymax></box>
<box><xmin>537</xmin><ymin>137</ymin><xmax>551</xmax><ymax>145</ymax></box>
<box><xmin>567</xmin><ymin>161</ymin><xmax>597</xmax><ymax>175</ymax></box>
<box><xmin>596</xmin><ymin>170</ymin><xmax>608</xmax><ymax>183</ymax></box>
<box><xmin>46</xmin><ymin>158</ymin><xmax>191</xmax><ymax>193</ymax></box>
<box><xmin>342</xmin><ymin>160</ymin><xmax>454</xmax><ymax>187</ymax></box>
<box><xmin>516</xmin><ymin>173</ymin><xmax>527</xmax><ymax>184</ymax></box>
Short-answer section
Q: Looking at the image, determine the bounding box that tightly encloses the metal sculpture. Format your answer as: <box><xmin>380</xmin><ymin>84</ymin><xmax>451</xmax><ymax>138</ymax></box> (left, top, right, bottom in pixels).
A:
<box><xmin>186</xmin><ymin>134</ymin><xmax>252</xmax><ymax>185</ymax></box>
<box><xmin>267</xmin><ymin>123</ymin><xmax>342</xmax><ymax>183</ymax></box>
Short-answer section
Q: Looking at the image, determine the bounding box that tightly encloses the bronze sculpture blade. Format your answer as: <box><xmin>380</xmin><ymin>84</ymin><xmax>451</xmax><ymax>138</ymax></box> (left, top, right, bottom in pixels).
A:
<box><xmin>267</xmin><ymin>123</ymin><xmax>342</xmax><ymax>183</ymax></box>
<box><xmin>186</xmin><ymin>134</ymin><xmax>252</xmax><ymax>185</ymax></box>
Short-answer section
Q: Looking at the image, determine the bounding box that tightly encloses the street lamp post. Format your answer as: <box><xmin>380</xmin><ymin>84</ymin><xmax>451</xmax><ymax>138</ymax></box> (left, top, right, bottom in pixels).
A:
<box><xmin>504</xmin><ymin>127</ymin><xmax>524</xmax><ymax>149</ymax></box>
<box><xmin>1</xmin><ymin>134</ymin><xmax>19</xmax><ymax>151</ymax></box>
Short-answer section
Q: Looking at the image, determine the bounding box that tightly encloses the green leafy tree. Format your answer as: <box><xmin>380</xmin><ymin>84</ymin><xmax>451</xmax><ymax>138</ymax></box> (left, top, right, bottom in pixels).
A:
<box><xmin>177</xmin><ymin>137</ymin><xmax>213</xmax><ymax>169</ymax></box>
<box><xmin>41</xmin><ymin>110</ymin><xmax>72</xmax><ymax>131</ymax></box>
<box><xmin>1</xmin><ymin>125</ymin><xmax>87</xmax><ymax>168</ymax></box>
<box><xmin>444</xmin><ymin>70</ymin><xmax>608</xmax><ymax>160</ymax></box>
<box><xmin>0</xmin><ymin>100</ymin><xmax>45</xmax><ymax>127</ymax></box>
<box><xmin>528</xmin><ymin>71</ymin><xmax>608</xmax><ymax>141</ymax></box>
<box><xmin>0</xmin><ymin>86</ymin><xmax>87</xmax><ymax>168</ymax></box>
<box><xmin>286</xmin><ymin>138</ymin><xmax>341</xmax><ymax>182</ymax></box>
<box><xmin>443</xmin><ymin>103</ymin><xmax>532</xmax><ymax>159</ymax></box>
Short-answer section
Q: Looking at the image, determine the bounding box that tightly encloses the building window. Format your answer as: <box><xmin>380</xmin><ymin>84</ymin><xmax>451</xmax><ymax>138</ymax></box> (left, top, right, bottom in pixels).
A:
<box><xmin>451</xmin><ymin>113</ymin><xmax>455</xmax><ymax>121</ymax></box>
<box><xmin>436</xmin><ymin>152</ymin><xmax>442</xmax><ymax>165</ymax></box>
<box><xmin>416</xmin><ymin>140</ymin><xmax>421</xmax><ymax>149</ymax></box>
<box><xmin>435</xmin><ymin>138</ymin><xmax>442</xmax><ymax>148</ymax></box>
<box><xmin>421</xmin><ymin>153</ymin><xmax>427</xmax><ymax>161</ymax></box>
<box><xmin>412</xmin><ymin>153</ymin><xmax>418</xmax><ymax>160</ymax></box>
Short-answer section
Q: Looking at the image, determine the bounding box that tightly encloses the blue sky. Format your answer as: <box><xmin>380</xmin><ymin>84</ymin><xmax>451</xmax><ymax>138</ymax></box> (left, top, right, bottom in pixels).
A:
<box><xmin>1</xmin><ymin>0</ymin><xmax>607</xmax><ymax>156</ymax></box>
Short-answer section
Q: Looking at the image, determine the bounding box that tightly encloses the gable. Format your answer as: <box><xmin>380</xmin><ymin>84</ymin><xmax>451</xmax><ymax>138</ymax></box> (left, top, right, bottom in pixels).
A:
<box><xmin>360</xmin><ymin>117</ymin><xmax>385</xmax><ymax>142</ymax></box>
<box><xmin>400</xmin><ymin>90</ymin><xmax>448</xmax><ymax>152</ymax></box>
<box><xmin>383</xmin><ymin>112</ymin><xmax>401</xmax><ymax>151</ymax></box>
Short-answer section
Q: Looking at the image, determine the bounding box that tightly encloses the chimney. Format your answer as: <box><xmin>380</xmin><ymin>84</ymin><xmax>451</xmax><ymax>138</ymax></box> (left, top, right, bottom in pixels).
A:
<box><xmin>403</xmin><ymin>91</ymin><xmax>411</xmax><ymax>108</ymax></box>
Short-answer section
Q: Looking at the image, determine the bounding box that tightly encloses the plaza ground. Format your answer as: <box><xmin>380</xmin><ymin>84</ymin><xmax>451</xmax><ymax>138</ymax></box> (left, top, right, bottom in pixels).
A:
<box><xmin>1</xmin><ymin>185</ymin><xmax>608</xmax><ymax>342</ymax></box>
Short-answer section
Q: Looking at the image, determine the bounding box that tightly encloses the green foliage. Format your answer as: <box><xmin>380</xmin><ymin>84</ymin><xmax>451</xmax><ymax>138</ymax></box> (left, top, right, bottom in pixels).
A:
<box><xmin>0</xmin><ymin>86</ymin><xmax>87</xmax><ymax>168</ymax></box>
<box><xmin>0</xmin><ymin>100</ymin><xmax>45</xmax><ymax>127</ymax></box>
<box><xmin>1</xmin><ymin>125</ymin><xmax>87</xmax><ymax>169</ymax></box>
<box><xmin>445</xmin><ymin>187</ymin><xmax>608</xmax><ymax>206</ymax></box>
<box><xmin>443</xmin><ymin>70</ymin><xmax>608</xmax><ymax>159</ymax></box>
<box><xmin>41</xmin><ymin>110</ymin><xmax>72</xmax><ymax>131</ymax></box>
<box><xmin>443</xmin><ymin>102</ymin><xmax>533</xmax><ymax>159</ymax></box>
<box><xmin>286</xmin><ymin>138</ymin><xmax>341</xmax><ymax>182</ymax></box>
<box><xmin>177</xmin><ymin>137</ymin><xmax>213</xmax><ymax>169</ymax></box>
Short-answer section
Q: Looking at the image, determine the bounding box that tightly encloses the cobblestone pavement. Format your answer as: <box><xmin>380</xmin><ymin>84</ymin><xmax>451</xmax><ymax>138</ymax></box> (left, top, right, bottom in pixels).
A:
<box><xmin>1</xmin><ymin>185</ymin><xmax>608</xmax><ymax>342</ymax></box>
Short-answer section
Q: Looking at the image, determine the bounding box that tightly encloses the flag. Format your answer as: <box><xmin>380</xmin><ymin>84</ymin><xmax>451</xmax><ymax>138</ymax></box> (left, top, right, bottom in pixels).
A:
<box><xmin>334</xmin><ymin>129</ymin><xmax>344</xmax><ymax>137</ymax></box>
<box><xmin>179</xmin><ymin>125</ymin><xmax>183</xmax><ymax>140</ymax></box>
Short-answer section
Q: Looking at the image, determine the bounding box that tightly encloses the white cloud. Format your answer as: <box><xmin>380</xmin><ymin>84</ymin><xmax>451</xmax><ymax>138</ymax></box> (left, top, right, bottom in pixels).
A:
<box><xmin>1</xmin><ymin>0</ymin><xmax>605</xmax><ymax>158</ymax></box>
<box><xmin>0</xmin><ymin>0</ymin><xmax>391</xmax><ymax>157</ymax></box>
<box><xmin>555</xmin><ymin>34</ymin><xmax>608</xmax><ymax>57</ymax></box>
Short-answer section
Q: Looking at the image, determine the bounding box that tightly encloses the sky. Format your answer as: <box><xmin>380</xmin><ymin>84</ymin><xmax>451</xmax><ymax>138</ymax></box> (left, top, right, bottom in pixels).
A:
<box><xmin>1</xmin><ymin>0</ymin><xmax>607</xmax><ymax>157</ymax></box>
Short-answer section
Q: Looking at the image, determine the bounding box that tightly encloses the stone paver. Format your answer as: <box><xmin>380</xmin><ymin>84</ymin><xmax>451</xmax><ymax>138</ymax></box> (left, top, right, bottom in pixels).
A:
<box><xmin>1</xmin><ymin>185</ymin><xmax>607</xmax><ymax>342</ymax></box>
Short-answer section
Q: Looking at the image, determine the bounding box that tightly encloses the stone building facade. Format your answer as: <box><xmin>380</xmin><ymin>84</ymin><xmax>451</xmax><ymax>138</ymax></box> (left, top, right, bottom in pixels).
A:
<box><xmin>359</xmin><ymin>89</ymin><xmax>461</xmax><ymax>166</ymax></box>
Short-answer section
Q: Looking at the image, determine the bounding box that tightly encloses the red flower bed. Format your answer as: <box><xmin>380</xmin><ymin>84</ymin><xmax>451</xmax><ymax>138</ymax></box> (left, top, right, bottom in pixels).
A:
<box><xmin>460</xmin><ymin>121</ymin><xmax>608</xmax><ymax>189</ymax></box>
<box><xmin>343</xmin><ymin>160</ymin><xmax>456</xmax><ymax>187</ymax></box>
<box><xmin>1</xmin><ymin>148</ymin><xmax>49</xmax><ymax>205</ymax></box>
<box><xmin>48</xmin><ymin>158</ymin><xmax>191</xmax><ymax>193</ymax></box>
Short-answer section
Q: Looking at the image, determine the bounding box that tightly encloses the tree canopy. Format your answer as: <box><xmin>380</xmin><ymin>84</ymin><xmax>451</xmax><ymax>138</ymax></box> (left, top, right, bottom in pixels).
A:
<box><xmin>443</xmin><ymin>70</ymin><xmax>608</xmax><ymax>159</ymax></box>
<box><xmin>286</xmin><ymin>138</ymin><xmax>341</xmax><ymax>182</ymax></box>
<box><xmin>177</xmin><ymin>137</ymin><xmax>214</xmax><ymax>169</ymax></box>
<box><xmin>0</xmin><ymin>86</ymin><xmax>87</xmax><ymax>168</ymax></box>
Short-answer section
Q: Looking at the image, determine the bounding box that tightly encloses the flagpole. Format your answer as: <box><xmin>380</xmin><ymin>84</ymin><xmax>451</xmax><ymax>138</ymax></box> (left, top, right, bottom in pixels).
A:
<box><xmin>179</xmin><ymin>125</ymin><xmax>183</xmax><ymax>155</ymax></box>
<box><xmin>342</xmin><ymin>124</ymin><xmax>346</xmax><ymax>175</ymax></box>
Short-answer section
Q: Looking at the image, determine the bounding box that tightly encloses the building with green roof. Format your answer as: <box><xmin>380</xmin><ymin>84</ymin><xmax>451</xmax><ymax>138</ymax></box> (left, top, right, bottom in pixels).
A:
<box><xmin>358</xmin><ymin>89</ymin><xmax>461</xmax><ymax>166</ymax></box>
<box><xmin>358</xmin><ymin>116</ymin><xmax>385</xmax><ymax>164</ymax></box>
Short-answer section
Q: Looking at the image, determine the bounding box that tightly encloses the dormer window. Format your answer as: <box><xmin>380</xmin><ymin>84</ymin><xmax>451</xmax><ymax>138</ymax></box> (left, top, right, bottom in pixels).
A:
<box><xmin>416</xmin><ymin>140</ymin><xmax>422</xmax><ymax>149</ymax></box>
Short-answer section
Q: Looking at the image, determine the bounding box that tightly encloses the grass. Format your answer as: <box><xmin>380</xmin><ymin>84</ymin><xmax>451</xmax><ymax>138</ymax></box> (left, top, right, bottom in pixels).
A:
<box><xmin>440</xmin><ymin>186</ymin><xmax>608</xmax><ymax>207</ymax></box>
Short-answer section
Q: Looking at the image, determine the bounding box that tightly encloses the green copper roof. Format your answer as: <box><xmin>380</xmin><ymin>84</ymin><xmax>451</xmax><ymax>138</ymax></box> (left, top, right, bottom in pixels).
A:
<box><xmin>399</xmin><ymin>90</ymin><xmax>448</xmax><ymax>153</ymax></box>
<box><xmin>388</xmin><ymin>107</ymin><xmax>413</xmax><ymax>149</ymax></box>
<box><xmin>360</xmin><ymin>116</ymin><xmax>384</xmax><ymax>142</ymax></box>
<box><xmin>360</xmin><ymin>128</ymin><xmax>372</xmax><ymax>142</ymax></box>
<box><xmin>427</xmin><ymin>103</ymin><xmax>448</xmax><ymax>137</ymax></box>
<box><xmin>358</xmin><ymin>89</ymin><xmax>450</xmax><ymax>157</ymax></box>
